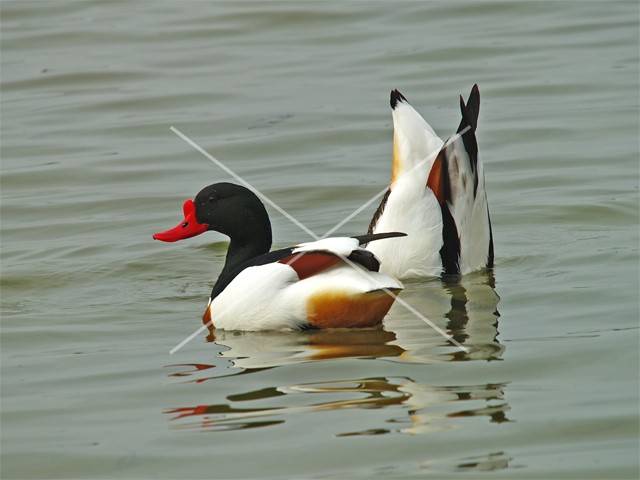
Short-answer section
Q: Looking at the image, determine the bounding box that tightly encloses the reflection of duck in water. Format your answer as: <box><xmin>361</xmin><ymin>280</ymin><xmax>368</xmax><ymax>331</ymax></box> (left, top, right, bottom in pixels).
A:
<box><xmin>184</xmin><ymin>270</ymin><xmax>502</xmax><ymax>371</ymax></box>
<box><xmin>387</xmin><ymin>271</ymin><xmax>503</xmax><ymax>362</ymax></box>
<box><xmin>421</xmin><ymin>451</ymin><xmax>513</xmax><ymax>474</ymax></box>
<box><xmin>207</xmin><ymin>328</ymin><xmax>405</xmax><ymax>370</ymax></box>
<box><xmin>165</xmin><ymin>376</ymin><xmax>510</xmax><ymax>435</ymax></box>
<box><xmin>165</xmin><ymin>272</ymin><xmax>508</xmax><ymax>434</ymax></box>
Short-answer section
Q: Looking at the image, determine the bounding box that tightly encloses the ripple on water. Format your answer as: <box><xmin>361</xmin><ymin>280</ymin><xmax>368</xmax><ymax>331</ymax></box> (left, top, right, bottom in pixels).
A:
<box><xmin>1</xmin><ymin>1</ymin><xmax>638</xmax><ymax>479</ymax></box>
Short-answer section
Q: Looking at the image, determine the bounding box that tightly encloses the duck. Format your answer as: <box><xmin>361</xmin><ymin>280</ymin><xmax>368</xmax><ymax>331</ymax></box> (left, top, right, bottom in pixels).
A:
<box><xmin>366</xmin><ymin>84</ymin><xmax>494</xmax><ymax>279</ymax></box>
<box><xmin>153</xmin><ymin>182</ymin><xmax>405</xmax><ymax>331</ymax></box>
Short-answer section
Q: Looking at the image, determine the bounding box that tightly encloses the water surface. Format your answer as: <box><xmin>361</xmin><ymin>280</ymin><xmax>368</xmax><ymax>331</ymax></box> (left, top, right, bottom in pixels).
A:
<box><xmin>1</xmin><ymin>1</ymin><xmax>638</xmax><ymax>479</ymax></box>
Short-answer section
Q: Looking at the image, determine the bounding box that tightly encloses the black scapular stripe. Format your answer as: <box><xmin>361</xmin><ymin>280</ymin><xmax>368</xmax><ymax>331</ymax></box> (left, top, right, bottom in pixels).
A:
<box><xmin>347</xmin><ymin>249</ymin><xmax>380</xmax><ymax>272</ymax></box>
<box><xmin>433</xmin><ymin>140</ymin><xmax>461</xmax><ymax>274</ymax></box>
<box><xmin>367</xmin><ymin>188</ymin><xmax>391</xmax><ymax>236</ymax></box>
<box><xmin>440</xmin><ymin>203</ymin><xmax>461</xmax><ymax>275</ymax></box>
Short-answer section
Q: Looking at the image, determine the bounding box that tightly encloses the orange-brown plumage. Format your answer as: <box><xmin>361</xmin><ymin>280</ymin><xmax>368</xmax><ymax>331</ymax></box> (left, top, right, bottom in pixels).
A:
<box><xmin>278</xmin><ymin>252</ymin><xmax>342</xmax><ymax>280</ymax></box>
<box><xmin>306</xmin><ymin>288</ymin><xmax>400</xmax><ymax>329</ymax></box>
<box><xmin>427</xmin><ymin>151</ymin><xmax>445</xmax><ymax>205</ymax></box>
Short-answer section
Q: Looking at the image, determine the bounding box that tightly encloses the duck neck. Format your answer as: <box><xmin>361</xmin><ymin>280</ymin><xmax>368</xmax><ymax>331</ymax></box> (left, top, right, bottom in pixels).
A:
<box><xmin>220</xmin><ymin>220</ymin><xmax>272</xmax><ymax>276</ymax></box>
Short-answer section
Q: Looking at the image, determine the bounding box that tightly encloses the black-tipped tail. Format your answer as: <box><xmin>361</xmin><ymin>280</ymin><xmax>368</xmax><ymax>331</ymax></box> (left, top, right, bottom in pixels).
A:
<box><xmin>457</xmin><ymin>84</ymin><xmax>480</xmax><ymax>133</ymax></box>
<box><xmin>455</xmin><ymin>83</ymin><xmax>480</xmax><ymax>183</ymax></box>
<box><xmin>352</xmin><ymin>231</ymin><xmax>407</xmax><ymax>245</ymax></box>
<box><xmin>390</xmin><ymin>89</ymin><xmax>407</xmax><ymax>109</ymax></box>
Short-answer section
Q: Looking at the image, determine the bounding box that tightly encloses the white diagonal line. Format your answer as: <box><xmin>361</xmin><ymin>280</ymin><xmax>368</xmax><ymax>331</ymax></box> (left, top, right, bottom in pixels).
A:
<box><xmin>171</xmin><ymin>127</ymin><xmax>319</xmax><ymax>240</ymax></box>
<box><xmin>188</xmin><ymin>251</ymin><xmax>468</xmax><ymax>353</ymax></box>
<box><xmin>170</xmin><ymin>324</ymin><xmax>209</xmax><ymax>355</ymax></box>
<box><xmin>323</xmin><ymin>126</ymin><xmax>470</xmax><ymax>239</ymax></box>
<box><xmin>168</xmin><ymin>125</ymin><xmax>471</xmax><ymax>354</ymax></box>
<box><xmin>335</xmin><ymin>254</ymin><xmax>468</xmax><ymax>352</ymax></box>
<box><xmin>169</xmin><ymin>250</ymin><xmax>339</xmax><ymax>355</ymax></box>
<box><xmin>280</xmin><ymin>126</ymin><xmax>470</xmax><ymax>242</ymax></box>
<box><xmin>320</xmin><ymin>188</ymin><xmax>389</xmax><ymax>239</ymax></box>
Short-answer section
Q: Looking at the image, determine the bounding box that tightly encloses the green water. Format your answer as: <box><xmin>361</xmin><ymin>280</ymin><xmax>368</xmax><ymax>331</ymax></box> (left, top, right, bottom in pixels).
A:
<box><xmin>1</xmin><ymin>1</ymin><xmax>638</xmax><ymax>479</ymax></box>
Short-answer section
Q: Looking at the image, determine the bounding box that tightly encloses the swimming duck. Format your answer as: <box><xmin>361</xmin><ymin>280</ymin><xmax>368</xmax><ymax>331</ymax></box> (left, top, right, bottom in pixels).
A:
<box><xmin>367</xmin><ymin>85</ymin><xmax>494</xmax><ymax>279</ymax></box>
<box><xmin>153</xmin><ymin>182</ymin><xmax>405</xmax><ymax>331</ymax></box>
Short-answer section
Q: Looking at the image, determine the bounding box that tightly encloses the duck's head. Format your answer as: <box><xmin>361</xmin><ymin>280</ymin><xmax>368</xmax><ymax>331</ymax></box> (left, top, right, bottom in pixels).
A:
<box><xmin>152</xmin><ymin>182</ymin><xmax>272</xmax><ymax>245</ymax></box>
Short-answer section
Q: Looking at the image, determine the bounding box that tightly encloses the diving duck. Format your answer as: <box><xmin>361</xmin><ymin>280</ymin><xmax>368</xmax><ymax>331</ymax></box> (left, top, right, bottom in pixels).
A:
<box><xmin>153</xmin><ymin>182</ymin><xmax>405</xmax><ymax>331</ymax></box>
<box><xmin>367</xmin><ymin>85</ymin><xmax>494</xmax><ymax>279</ymax></box>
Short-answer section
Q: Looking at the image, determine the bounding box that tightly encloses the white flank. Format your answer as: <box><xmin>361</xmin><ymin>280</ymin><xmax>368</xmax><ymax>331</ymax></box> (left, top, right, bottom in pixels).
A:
<box><xmin>209</xmin><ymin>240</ymin><xmax>403</xmax><ymax>331</ymax></box>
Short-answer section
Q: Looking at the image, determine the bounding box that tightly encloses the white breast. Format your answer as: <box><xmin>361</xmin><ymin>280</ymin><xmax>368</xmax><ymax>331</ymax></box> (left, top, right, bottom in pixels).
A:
<box><xmin>211</xmin><ymin>263</ymin><xmax>305</xmax><ymax>331</ymax></box>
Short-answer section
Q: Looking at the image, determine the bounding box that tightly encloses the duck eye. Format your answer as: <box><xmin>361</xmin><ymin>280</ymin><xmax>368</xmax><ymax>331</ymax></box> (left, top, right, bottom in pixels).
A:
<box><xmin>182</xmin><ymin>222</ymin><xmax>188</xmax><ymax>228</ymax></box>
